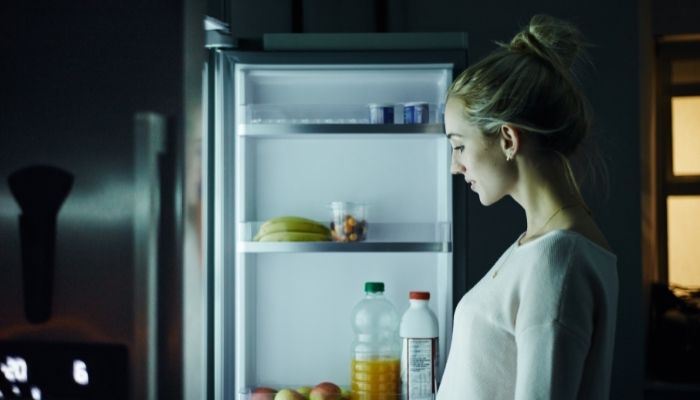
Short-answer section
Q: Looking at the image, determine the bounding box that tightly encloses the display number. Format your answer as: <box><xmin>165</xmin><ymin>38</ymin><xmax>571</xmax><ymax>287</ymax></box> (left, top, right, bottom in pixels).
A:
<box><xmin>0</xmin><ymin>356</ymin><xmax>27</xmax><ymax>383</ymax></box>
<box><xmin>72</xmin><ymin>360</ymin><xmax>89</xmax><ymax>386</ymax></box>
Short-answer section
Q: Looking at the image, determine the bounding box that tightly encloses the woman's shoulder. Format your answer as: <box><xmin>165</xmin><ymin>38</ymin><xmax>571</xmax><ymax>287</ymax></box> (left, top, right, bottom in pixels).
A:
<box><xmin>521</xmin><ymin>223</ymin><xmax>614</xmax><ymax>256</ymax></box>
<box><xmin>522</xmin><ymin>205</ymin><xmax>613</xmax><ymax>254</ymax></box>
<box><xmin>515</xmin><ymin>228</ymin><xmax>616</xmax><ymax>279</ymax></box>
<box><xmin>514</xmin><ymin>229</ymin><xmax>618</xmax><ymax>333</ymax></box>
<box><xmin>566</xmin><ymin>217</ymin><xmax>614</xmax><ymax>253</ymax></box>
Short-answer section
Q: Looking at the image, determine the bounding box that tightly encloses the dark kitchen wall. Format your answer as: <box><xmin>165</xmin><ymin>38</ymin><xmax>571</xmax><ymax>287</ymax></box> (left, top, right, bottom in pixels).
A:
<box><xmin>227</xmin><ymin>1</ymin><xmax>643</xmax><ymax>399</ymax></box>
<box><xmin>651</xmin><ymin>0</ymin><xmax>700</xmax><ymax>35</ymax></box>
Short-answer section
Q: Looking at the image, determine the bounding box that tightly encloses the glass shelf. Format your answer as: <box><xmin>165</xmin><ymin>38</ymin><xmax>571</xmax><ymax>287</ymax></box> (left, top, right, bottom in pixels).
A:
<box><xmin>241</xmin><ymin>102</ymin><xmax>445</xmax><ymax>127</ymax></box>
<box><xmin>237</xmin><ymin>222</ymin><xmax>452</xmax><ymax>253</ymax></box>
<box><xmin>237</xmin><ymin>123</ymin><xmax>445</xmax><ymax>136</ymax></box>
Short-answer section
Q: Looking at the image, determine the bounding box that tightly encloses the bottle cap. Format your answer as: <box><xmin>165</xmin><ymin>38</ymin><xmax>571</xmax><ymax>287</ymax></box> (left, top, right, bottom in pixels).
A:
<box><xmin>364</xmin><ymin>282</ymin><xmax>384</xmax><ymax>293</ymax></box>
<box><xmin>409</xmin><ymin>291</ymin><xmax>430</xmax><ymax>300</ymax></box>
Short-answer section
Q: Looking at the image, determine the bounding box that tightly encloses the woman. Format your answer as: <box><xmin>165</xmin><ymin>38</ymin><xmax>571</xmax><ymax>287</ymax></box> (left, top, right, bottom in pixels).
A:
<box><xmin>437</xmin><ymin>15</ymin><xmax>618</xmax><ymax>400</ymax></box>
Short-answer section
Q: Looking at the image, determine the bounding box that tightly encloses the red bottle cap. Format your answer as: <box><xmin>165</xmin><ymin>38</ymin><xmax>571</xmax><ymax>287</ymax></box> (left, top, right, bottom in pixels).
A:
<box><xmin>409</xmin><ymin>291</ymin><xmax>430</xmax><ymax>300</ymax></box>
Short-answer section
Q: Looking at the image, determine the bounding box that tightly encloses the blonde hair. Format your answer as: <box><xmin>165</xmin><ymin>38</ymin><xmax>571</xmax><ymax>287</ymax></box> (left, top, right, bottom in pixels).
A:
<box><xmin>448</xmin><ymin>14</ymin><xmax>603</xmax><ymax>202</ymax></box>
<box><xmin>448</xmin><ymin>14</ymin><xmax>591</xmax><ymax>155</ymax></box>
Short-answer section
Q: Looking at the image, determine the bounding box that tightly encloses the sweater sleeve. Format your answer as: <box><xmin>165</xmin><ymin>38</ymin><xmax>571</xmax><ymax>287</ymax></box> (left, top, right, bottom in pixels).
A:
<box><xmin>513</xmin><ymin>239</ymin><xmax>596</xmax><ymax>399</ymax></box>
<box><xmin>514</xmin><ymin>321</ymin><xmax>590</xmax><ymax>399</ymax></box>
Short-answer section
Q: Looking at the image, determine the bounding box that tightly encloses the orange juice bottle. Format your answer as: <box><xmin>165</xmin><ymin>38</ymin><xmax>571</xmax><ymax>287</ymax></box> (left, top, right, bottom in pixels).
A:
<box><xmin>351</xmin><ymin>358</ymin><xmax>400</xmax><ymax>400</ymax></box>
<box><xmin>350</xmin><ymin>282</ymin><xmax>401</xmax><ymax>399</ymax></box>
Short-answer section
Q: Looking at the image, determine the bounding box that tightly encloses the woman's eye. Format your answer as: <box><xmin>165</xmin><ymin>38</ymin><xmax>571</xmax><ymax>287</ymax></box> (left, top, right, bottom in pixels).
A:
<box><xmin>452</xmin><ymin>146</ymin><xmax>464</xmax><ymax>154</ymax></box>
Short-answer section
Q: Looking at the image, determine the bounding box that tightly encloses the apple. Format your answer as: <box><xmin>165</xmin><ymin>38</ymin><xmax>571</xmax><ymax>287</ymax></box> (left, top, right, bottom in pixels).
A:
<box><xmin>340</xmin><ymin>388</ymin><xmax>351</xmax><ymax>400</ymax></box>
<box><xmin>274</xmin><ymin>389</ymin><xmax>305</xmax><ymax>400</ymax></box>
<box><xmin>296</xmin><ymin>386</ymin><xmax>312</xmax><ymax>399</ymax></box>
<box><xmin>252</xmin><ymin>387</ymin><xmax>277</xmax><ymax>400</ymax></box>
<box><xmin>310</xmin><ymin>382</ymin><xmax>342</xmax><ymax>400</ymax></box>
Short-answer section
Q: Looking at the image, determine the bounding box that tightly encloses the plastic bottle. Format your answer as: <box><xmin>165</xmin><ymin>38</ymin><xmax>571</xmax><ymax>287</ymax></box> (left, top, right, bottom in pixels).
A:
<box><xmin>399</xmin><ymin>291</ymin><xmax>438</xmax><ymax>400</ymax></box>
<box><xmin>351</xmin><ymin>281</ymin><xmax>401</xmax><ymax>400</ymax></box>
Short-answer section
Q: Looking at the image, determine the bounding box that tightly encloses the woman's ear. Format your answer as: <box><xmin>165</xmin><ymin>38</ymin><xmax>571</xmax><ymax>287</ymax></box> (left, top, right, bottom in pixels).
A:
<box><xmin>500</xmin><ymin>124</ymin><xmax>520</xmax><ymax>161</ymax></box>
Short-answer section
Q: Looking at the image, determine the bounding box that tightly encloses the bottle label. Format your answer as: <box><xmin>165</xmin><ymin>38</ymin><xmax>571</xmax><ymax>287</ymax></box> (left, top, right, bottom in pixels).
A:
<box><xmin>401</xmin><ymin>338</ymin><xmax>437</xmax><ymax>400</ymax></box>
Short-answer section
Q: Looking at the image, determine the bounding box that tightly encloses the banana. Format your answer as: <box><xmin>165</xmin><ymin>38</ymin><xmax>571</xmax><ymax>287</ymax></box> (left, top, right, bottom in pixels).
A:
<box><xmin>263</xmin><ymin>215</ymin><xmax>318</xmax><ymax>225</ymax></box>
<box><xmin>256</xmin><ymin>220</ymin><xmax>330</xmax><ymax>239</ymax></box>
<box><xmin>256</xmin><ymin>231</ymin><xmax>331</xmax><ymax>242</ymax></box>
<box><xmin>255</xmin><ymin>216</ymin><xmax>330</xmax><ymax>241</ymax></box>
<box><xmin>260</xmin><ymin>215</ymin><xmax>327</xmax><ymax>228</ymax></box>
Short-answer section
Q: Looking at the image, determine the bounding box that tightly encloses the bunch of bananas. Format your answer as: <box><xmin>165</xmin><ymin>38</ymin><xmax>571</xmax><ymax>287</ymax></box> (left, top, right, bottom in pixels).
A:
<box><xmin>254</xmin><ymin>216</ymin><xmax>331</xmax><ymax>242</ymax></box>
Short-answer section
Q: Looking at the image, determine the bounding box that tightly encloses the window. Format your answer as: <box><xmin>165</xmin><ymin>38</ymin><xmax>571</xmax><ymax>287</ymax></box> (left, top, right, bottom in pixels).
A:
<box><xmin>644</xmin><ymin>39</ymin><xmax>700</xmax><ymax>387</ymax></box>
<box><xmin>667</xmin><ymin>196</ymin><xmax>700</xmax><ymax>286</ymax></box>
<box><xmin>652</xmin><ymin>41</ymin><xmax>700</xmax><ymax>288</ymax></box>
<box><xmin>644</xmin><ymin>35</ymin><xmax>700</xmax><ymax>392</ymax></box>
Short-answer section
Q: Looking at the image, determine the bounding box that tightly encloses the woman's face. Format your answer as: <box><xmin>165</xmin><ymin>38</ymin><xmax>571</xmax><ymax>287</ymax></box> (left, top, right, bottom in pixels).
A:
<box><xmin>444</xmin><ymin>98</ymin><xmax>513</xmax><ymax>205</ymax></box>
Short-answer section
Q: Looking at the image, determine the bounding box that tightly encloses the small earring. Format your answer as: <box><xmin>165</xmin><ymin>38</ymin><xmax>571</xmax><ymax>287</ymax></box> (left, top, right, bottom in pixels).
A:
<box><xmin>506</xmin><ymin>152</ymin><xmax>513</xmax><ymax>161</ymax></box>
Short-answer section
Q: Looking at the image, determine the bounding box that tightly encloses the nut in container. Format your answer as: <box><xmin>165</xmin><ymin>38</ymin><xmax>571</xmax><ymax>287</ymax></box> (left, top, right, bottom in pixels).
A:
<box><xmin>329</xmin><ymin>201</ymin><xmax>368</xmax><ymax>242</ymax></box>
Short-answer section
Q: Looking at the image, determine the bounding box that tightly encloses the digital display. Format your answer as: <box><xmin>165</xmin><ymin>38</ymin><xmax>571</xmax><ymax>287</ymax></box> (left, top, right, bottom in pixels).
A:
<box><xmin>0</xmin><ymin>341</ymin><xmax>127</xmax><ymax>400</ymax></box>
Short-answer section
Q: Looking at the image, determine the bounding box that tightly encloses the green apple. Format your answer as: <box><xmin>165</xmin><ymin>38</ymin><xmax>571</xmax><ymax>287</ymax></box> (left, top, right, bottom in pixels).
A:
<box><xmin>340</xmin><ymin>388</ymin><xmax>351</xmax><ymax>400</ymax></box>
<box><xmin>296</xmin><ymin>386</ymin><xmax>312</xmax><ymax>399</ymax></box>
<box><xmin>274</xmin><ymin>389</ymin><xmax>305</xmax><ymax>400</ymax></box>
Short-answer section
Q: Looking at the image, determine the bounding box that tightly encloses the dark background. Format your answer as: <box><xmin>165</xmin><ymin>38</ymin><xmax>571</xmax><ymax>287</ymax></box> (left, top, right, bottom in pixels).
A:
<box><xmin>2</xmin><ymin>0</ymin><xmax>700</xmax><ymax>399</ymax></box>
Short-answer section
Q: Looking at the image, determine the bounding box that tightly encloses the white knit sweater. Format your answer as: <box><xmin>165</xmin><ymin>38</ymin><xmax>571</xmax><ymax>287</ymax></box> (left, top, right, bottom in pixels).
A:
<box><xmin>437</xmin><ymin>230</ymin><xmax>618</xmax><ymax>400</ymax></box>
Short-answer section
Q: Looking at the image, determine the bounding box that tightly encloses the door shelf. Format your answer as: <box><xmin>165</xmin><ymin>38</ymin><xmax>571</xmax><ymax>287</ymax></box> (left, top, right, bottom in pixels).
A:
<box><xmin>237</xmin><ymin>222</ymin><xmax>452</xmax><ymax>253</ymax></box>
<box><xmin>238</xmin><ymin>241</ymin><xmax>451</xmax><ymax>253</ymax></box>
<box><xmin>238</xmin><ymin>123</ymin><xmax>445</xmax><ymax>136</ymax></box>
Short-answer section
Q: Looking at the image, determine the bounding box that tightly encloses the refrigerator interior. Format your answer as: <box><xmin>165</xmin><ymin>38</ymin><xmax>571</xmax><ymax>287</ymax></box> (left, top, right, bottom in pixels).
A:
<box><xmin>223</xmin><ymin>63</ymin><xmax>455</xmax><ymax>393</ymax></box>
<box><xmin>237</xmin><ymin>65</ymin><xmax>451</xmax><ymax>124</ymax></box>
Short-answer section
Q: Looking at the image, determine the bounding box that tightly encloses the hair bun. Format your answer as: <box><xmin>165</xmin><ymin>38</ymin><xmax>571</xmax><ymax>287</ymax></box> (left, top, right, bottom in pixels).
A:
<box><xmin>509</xmin><ymin>14</ymin><xmax>586</xmax><ymax>70</ymax></box>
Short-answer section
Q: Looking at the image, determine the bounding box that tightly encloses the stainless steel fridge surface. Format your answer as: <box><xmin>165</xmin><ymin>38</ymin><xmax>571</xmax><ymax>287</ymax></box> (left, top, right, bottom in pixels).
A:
<box><xmin>0</xmin><ymin>112</ymin><xmax>170</xmax><ymax>400</ymax></box>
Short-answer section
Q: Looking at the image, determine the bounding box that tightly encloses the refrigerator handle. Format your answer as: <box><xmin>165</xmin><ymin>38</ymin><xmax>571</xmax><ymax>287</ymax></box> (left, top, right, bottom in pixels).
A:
<box><xmin>8</xmin><ymin>165</ymin><xmax>73</xmax><ymax>324</ymax></box>
<box><xmin>133</xmin><ymin>111</ymin><xmax>166</xmax><ymax>400</ymax></box>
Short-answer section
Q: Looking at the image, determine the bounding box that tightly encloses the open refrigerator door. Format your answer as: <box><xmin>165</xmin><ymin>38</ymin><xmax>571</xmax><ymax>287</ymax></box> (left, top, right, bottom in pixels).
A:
<box><xmin>207</xmin><ymin>38</ymin><xmax>468</xmax><ymax>400</ymax></box>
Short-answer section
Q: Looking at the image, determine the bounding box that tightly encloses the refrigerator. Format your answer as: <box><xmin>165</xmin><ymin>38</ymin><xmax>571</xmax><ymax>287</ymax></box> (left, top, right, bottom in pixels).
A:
<box><xmin>0</xmin><ymin>112</ymin><xmax>174</xmax><ymax>400</ymax></box>
<box><xmin>203</xmin><ymin>30</ymin><xmax>469</xmax><ymax>399</ymax></box>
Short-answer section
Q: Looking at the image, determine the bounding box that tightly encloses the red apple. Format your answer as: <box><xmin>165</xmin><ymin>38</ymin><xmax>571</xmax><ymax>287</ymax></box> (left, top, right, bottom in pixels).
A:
<box><xmin>310</xmin><ymin>382</ymin><xmax>341</xmax><ymax>400</ymax></box>
<box><xmin>251</xmin><ymin>387</ymin><xmax>277</xmax><ymax>400</ymax></box>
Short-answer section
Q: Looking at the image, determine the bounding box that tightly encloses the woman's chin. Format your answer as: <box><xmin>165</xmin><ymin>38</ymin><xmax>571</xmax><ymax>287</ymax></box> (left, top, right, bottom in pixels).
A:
<box><xmin>477</xmin><ymin>193</ymin><xmax>497</xmax><ymax>206</ymax></box>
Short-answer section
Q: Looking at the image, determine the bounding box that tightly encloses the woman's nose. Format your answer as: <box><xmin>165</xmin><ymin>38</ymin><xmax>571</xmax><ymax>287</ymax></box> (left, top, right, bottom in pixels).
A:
<box><xmin>450</xmin><ymin>148</ymin><xmax>466</xmax><ymax>174</ymax></box>
<box><xmin>450</xmin><ymin>162</ymin><xmax>466</xmax><ymax>175</ymax></box>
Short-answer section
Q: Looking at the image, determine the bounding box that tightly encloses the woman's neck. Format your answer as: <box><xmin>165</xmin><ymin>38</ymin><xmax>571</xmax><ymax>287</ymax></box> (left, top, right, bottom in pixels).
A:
<box><xmin>510</xmin><ymin>154</ymin><xmax>585</xmax><ymax>243</ymax></box>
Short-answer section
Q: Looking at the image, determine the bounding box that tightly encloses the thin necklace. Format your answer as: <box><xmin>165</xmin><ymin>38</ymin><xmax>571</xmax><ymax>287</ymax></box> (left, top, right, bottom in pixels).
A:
<box><xmin>492</xmin><ymin>203</ymin><xmax>581</xmax><ymax>279</ymax></box>
<box><xmin>519</xmin><ymin>203</ymin><xmax>581</xmax><ymax>245</ymax></box>
<box><xmin>492</xmin><ymin>244</ymin><xmax>516</xmax><ymax>278</ymax></box>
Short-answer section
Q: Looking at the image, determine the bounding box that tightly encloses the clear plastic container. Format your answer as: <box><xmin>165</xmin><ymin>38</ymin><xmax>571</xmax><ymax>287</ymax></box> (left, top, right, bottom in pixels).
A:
<box><xmin>329</xmin><ymin>202</ymin><xmax>368</xmax><ymax>242</ymax></box>
<box><xmin>400</xmin><ymin>292</ymin><xmax>438</xmax><ymax>400</ymax></box>
<box><xmin>351</xmin><ymin>282</ymin><xmax>401</xmax><ymax>399</ymax></box>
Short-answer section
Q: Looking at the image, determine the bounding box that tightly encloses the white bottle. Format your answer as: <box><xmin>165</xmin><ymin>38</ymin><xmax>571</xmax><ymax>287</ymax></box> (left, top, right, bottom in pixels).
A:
<box><xmin>400</xmin><ymin>291</ymin><xmax>438</xmax><ymax>400</ymax></box>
